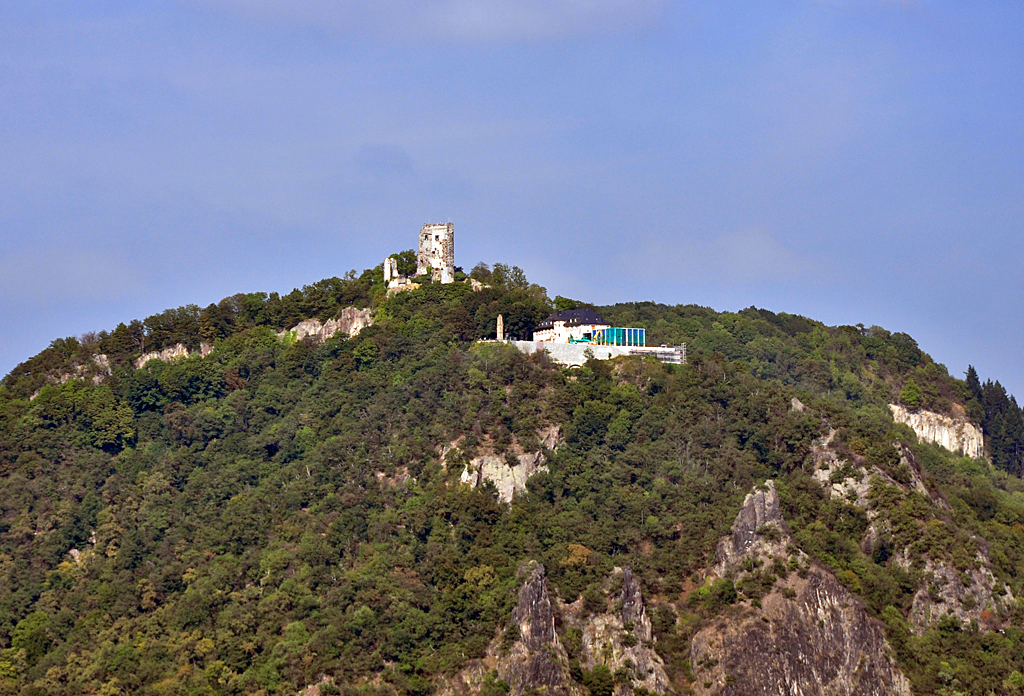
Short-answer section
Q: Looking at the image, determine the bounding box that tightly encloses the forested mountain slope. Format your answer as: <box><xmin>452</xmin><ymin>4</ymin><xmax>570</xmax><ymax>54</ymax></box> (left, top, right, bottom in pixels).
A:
<box><xmin>1</xmin><ymin>261</ymin><xmax>1023</xmax><ymax>696</ymax></box>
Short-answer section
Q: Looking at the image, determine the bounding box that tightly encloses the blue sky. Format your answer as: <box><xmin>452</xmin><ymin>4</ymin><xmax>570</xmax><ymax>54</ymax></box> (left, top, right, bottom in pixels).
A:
<box><xmin>2</xmin><ymin>1</ymin><xmax>1022</xmax><ymax>398</ymax></box>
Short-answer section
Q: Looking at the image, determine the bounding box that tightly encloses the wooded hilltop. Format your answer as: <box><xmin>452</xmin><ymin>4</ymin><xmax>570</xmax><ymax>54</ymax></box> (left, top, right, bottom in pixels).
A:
<box><xmin>2</xmin><ymin>257</ymin><xmax>1024</xmax><ymax>696</ymax></box>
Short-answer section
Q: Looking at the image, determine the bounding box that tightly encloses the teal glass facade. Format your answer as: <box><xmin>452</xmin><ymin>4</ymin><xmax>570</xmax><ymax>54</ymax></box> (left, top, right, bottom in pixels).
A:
<box><xmin>591</xmin><ymin>327</ymin><xmax>645</xmax><ymax>346</ymax></box>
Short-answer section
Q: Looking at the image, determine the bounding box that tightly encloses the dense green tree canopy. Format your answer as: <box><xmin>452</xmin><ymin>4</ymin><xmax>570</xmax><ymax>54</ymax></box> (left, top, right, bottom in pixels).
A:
<box><xmin>1</xmin><ymin>263</ymin><xmax>1023</xmax><ymax>695</ymax></box>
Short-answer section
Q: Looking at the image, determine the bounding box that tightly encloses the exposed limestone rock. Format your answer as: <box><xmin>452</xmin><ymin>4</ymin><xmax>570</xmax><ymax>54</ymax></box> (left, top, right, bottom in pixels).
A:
<box><xmin>811</xmin><ymin>432</ymin><xmax>945</xmax><ymax>519</ymax></box>
<box><xmin>894</xmin><ymin>443</ymin><xmax>950</xmax><ymax>505</ymax></box>
<box><xmin>460</xmin><ymin>453</ymin><xmax>546</xmax><ymax>504</ymax></box>
<box><xmin>387</xmin><ymin>279</ymin><xmax>420</xmax><ymax>296</ymax></box>
<box><xmin>131</xmin><ymin>308</ymin><xmax>371</xmax><ymax>371</ymax></box>
<box><xmin>811</xmin><ymin>431</ymin><xmax>1014</xmax><ymax>633</ymax></box>
<box><xmin>55</xmin><ymin>353</ymin><xmax>112</xmax><ymax>386</ymax></box>
<box><xmin>619</xmin><ymin>568</ymin><xmax>648</xmax><ymax>637</ymax></box>
<box><xmin>441</xmin><ymin>562</ymin><xmax>580</xmax><ymax>696</ymax></box>
<box><xmin>561</xmin><ymin>567</ymin><xmax>672</xmax><ymax>696</ymax></box>
<box><xmin>811</xmin><ymin>431</ymin><xmax>877</xmax><ymax>514</ymax></box>
<box><xmin>889</xmin><ymin>403</ymin><xmax>984</xmax><ymax>458</ymax></box>
<box><xmin>135</xmin><ymin>343</ymin><xmax>191</xmax><ymax>369</ymax></box>
<box><xmin>907</xmin><ymin>554</ymin><xmax>1016</xmax><ymax>634</ymax></box>
<box><xmin>460</xmin><ymin>426</ymin><xmax>561</xmax><ymax>503</ymax></box>
<box><xmin>692</xmin><ymin>481</ymin><xmax>911</xmax><ymax>696</ymax></box>
<box><xmin>790</xmin><ymin>397</ymin><xmax>807</xmax><ymax>412</ymax></box>
<box><xmin>538</xmin><ymin>426</ymin><xmax>562</xmax><ymax>450</ymax></box>
<box><xmin>135</xmin><ymin>343</ymin><xmax>213</xmax><ymax>369</ymax></box>
<box><xmin>280</xmin><ymin>307</ymin><xmax>373</xmax><ymax>343</ymax></box>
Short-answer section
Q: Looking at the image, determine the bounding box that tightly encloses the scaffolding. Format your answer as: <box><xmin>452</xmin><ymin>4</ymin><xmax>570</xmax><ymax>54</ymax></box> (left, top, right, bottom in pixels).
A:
<box><xmin>630</xmin><ymin>345</ymin><xmax>686</xmax><ymax>364</ymax></box>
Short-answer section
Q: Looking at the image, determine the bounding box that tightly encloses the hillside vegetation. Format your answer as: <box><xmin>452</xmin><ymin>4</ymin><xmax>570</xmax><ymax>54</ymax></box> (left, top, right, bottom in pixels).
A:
<box><xmin>1</xmin><ymin>260</ymin><xmax>1024</xmax><ymax>696</ymax></box>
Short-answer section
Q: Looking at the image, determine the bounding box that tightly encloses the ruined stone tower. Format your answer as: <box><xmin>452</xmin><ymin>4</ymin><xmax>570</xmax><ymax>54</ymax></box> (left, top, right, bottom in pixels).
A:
<box><xmin>383</xmin><ymin>257</ymin><xmax>399</xmax><ymax>284</ymax></box>
<box><xmin>417</xmin><ymin>222</ymin><xmax>455</xmax><ymax>284</ymax></box>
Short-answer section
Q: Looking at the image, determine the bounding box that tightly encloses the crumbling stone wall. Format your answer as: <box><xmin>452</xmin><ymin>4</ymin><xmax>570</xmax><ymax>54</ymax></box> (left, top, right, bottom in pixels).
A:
<box><xmin>417</xmin><ymin>222</ymin><xmax>455</xmax><ymax>283</ymax></box>
<box><xmin>383</xmin><ymin>257</ymin><xmax>398</xmax><ymax>283</ymax></box>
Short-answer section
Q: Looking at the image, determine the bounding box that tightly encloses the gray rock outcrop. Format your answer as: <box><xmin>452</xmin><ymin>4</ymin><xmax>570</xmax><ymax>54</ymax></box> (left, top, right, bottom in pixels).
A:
<box><xmin>508</xmin><ymin>563</ymin><xmax>574</xmax><ymax>695</ymax></box>
<box><xmin>133</xmin><ymin>308</ymin><xmax>372</xmax><ymax>370</ymax></box>
<box><xmin>57</xmin><ymin>353</ymin><xmax>112</xmax><ymax>385</ymax></box>
<box><xmin>564</xmin><ymin>567</ymin><xmax>672</xmax><ymax>696</ymax></box>
<box><xmin>713</xmin><ymin>481</ymin><xmax>786</xmax><ymax>574</ymax></box>
<box><xmin>810</xmin><ymin>431</ymin><xmax>1015</xmax><ymax>634</ymax></box>
<box><xmin>691</xmin><ymin>571</ymin><xmax>911</xmax><ymax>696</ymax></box>
<box><xmin>691</xmin><ymin>481</ymin><xmax>912</xmax><ymax>696</ymax></box>
<box><xmin>459</xmin><ymin>426</ymin><xmax>561</xmax><ymax>503</ymax></box>
<box><xmin>907</xmin><ymin>555</ymin><xmax>1015</xmax><ymax>634</ymax></box>
<box><xmin>443</xmin><ymin>563</ymin><xmax>671</xmax><ymax>696</ymax></box>
<box><xmin>441</xmin><ymin>562</ymin><xmax>580</xmax><ymax>696</ymax></box>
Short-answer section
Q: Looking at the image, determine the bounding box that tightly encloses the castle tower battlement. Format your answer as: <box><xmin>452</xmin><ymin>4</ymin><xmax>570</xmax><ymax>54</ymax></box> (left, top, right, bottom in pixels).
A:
<box><xmin>417</xmin><ymin>222</ymin><xmax>455</xmax><ymax>284</ymax></box>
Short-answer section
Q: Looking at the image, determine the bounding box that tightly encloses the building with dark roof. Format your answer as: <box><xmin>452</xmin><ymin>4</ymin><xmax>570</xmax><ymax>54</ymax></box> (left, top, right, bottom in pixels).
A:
<box><xmin>533</xmin><ymin>309</ymin><xmax>610</xmax><ymax>343</ymax></box>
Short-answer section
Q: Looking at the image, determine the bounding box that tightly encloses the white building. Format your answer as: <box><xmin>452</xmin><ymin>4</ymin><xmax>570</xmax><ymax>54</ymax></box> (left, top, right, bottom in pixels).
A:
<box><xmin>532</xmin><ymin>309</ymin><xmax>611</xmax><ymax>343</ymax></box>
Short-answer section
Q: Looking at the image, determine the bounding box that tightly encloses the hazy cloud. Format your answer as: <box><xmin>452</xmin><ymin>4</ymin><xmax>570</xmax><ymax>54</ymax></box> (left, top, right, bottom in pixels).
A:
<box><xmin>710</xmin><ymin>230</ymin><xmax>803</xmax><ymax>283</ymax></box>
<box><xmin>621</xmin><ymin>228</ymin><xmax>818</xmax><ymax>286</ymax></box>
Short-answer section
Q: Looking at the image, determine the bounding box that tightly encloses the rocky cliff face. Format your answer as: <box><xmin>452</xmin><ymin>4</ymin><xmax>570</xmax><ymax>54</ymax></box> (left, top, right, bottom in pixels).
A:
<box><xmin>133</xmin><ymin>309</ymin><xmax>373</xmax><ymax>370</ymax></box>
<box><xmin>889</xmin><ymin>403</ymin><xmax>984</xmax><ymax>458</ymax></box>
<box><xmin>507</xmin><ymin>563</ymin><xmax>575</xmax><ymax>696</ymax></box>
<box><xmin>135</xmin><ymin>343</ymin><xmax>210</xmax><ymax>369</ymax></box>
<box><xmin>35</xmin><ymin>308</ymin><xmax>374</xmax><ymax>393</ymax></box>
<box><xmin>457</xmin><ymin>426</ymin><xmax>561</xmax><ymax>503</ymax></box>
<box><xmin>691</xmin><ymin>481</ymin><xmax>911</xmax><ymax>696</ymax></box>
<box><xmin>712</xmin><ymin>481</ymin><xmax>787</xmax><ymax>573</ymax></box>
<box><xmin>279</xmin><ymin>307</ymin><xmax>373</xmax><ymax>343</ymax></box>
<box><xmin>691</xmin><ymin>571</ymin><xmax>911</xmax><ymax>696</ymax></box>
<box><xmin>906</xmin><ymin>554</ymin><xmax>1014</xmax><ymax>633</ymax></box>
<box><xmin>443</xmin><ymin>562</ymin><xmax>671</xmax><ymax>696</ymax></box>
<box><xmin>441</xmin><ymin>562</ymin><xmax>580</xmax><ymax>696</ymax></box>
<box><xmin>31</xmin><ymin>353</ymin><xmax>116</xmax><ymax>399</ymax></box>
<box><xmin>58</xmin><ymin>353</ymin><xmax>112</xmax><ymax>385</ymax></box>
<box><xmin>811</xmin><ymin>431</ymin><xmax>1015</xmax><ymax>633</ymax></box>
<box><xmin>560</xmin><ymin>567</ymin><xmax>672</xmax><ymax>696</ymax></box>
<box><xmin>812</xmin><ymin>434</ymin><xmax>943</xmax><ymax>510</ymax></box>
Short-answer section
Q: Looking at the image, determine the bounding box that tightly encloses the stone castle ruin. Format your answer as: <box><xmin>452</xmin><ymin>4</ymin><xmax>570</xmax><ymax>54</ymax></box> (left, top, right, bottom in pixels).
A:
<box><xmin>418</xmin><ymin>222</ymin><xmax>455</xmax><ymax>283</ymax></box>
<box><xmin>385</xmin><ymin>222</ymin><xmax>456</xmax><ymax>289</ymax></box>
<box><xmin>383</xmin><ymin>256</ymin><xmax>401</xmax><ymax>284</ymax></box>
